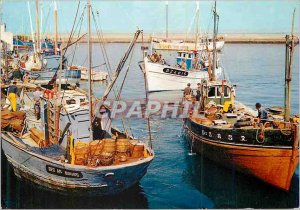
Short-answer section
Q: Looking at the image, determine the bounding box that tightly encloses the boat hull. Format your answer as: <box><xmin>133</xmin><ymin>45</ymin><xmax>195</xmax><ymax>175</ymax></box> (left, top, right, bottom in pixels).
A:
<box><xmin>22</xmin><ymin>69</ymin><xmax>81</xmax><ymax>85</ymax></box>
<box><xmin>143</xmin><ymin>57</ymin><xmax>222</xmax><ymax>92</ymax></box>
<box><xmin>81</xmin><ymin>71</ymin><xmax>108</xmax><ymax>81</ymax></box>
<box><xmin>183</xmin><ymin>118</ymin><xmax>299</xmax><ymax>191</ymax></box>
<box><xmin>1</xmin><ymin>134</ymin><xmax>153</xmax><ymax>196</ymax></box>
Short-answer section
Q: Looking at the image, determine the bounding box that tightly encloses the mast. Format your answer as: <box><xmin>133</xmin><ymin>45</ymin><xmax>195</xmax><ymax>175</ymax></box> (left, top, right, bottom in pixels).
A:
<box><xmin>40</xmin><ymin>1</ymin><xmax>42</xmax><ymax>50</ymax></box>
<box><xmin>165</xmin><ymin>1</ymin><xmax>168</xmax><ymax>39</ymax></box>
<box><xmin>54</xmin><ymin>1</ymin><xmax>58</xmax><ymax>55</ymax></box>
<box><xmin>194</xmin><ymin>1</ymin><xmax>199</xmax><ymax>50</ymax></box>
<box><xmin>35</xmin><ymin>0</ymin><xmax>40</xmax><ymax>52</ymax></box>
<box><xmin>87</xmin><ymin>0</ymin><xmax>93</xmax><ymax>140</ymax></box>
<box><xmin>212</xmin><ymin>1</ymin><xmax>217</xmax><ymax>81</ymax></box>
<box><xmin>27</xmin><ymin>1</ymin><xmax>36</xmax><ymax>55</ymax></box>
<box><xmin>102</xmin><ymin>30</ymin><xmax>141</xmax><ymax>101</ymax></box>
<box><xmin>284</xmin><ymin>9</ymin><xmax>296</xmax><ymax>122</ymax></box>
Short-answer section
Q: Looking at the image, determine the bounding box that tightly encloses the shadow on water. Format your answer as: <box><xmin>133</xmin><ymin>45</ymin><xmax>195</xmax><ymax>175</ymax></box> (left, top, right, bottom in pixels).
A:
<box><xmin>181</xmin><ymin>136</ymin><xmax>299</xmax><ymax>209</ymax></box>
<box><xmin>1</xmin><ymin>153</ymin><xmax>148</xmax><ymax>209</ymax></box>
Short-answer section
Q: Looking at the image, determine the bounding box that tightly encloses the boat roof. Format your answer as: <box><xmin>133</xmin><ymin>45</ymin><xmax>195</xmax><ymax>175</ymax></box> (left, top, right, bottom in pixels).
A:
<box><xmin>177</xmin><ymin>50</ymin><xmax>198</xmax><ymax>53</ymax></box>
<box><xmin>206</xmin><ymin>80</ymin><xmax>233</xmax><ymax>87</ymax></box>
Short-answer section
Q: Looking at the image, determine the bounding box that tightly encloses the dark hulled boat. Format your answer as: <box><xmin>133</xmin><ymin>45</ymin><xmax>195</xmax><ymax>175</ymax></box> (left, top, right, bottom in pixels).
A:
<box><xmin>184</xmin><ymin>115</ymin><xmax>299</xmax><ymax>190</ymax></box>
<box><xmin>183</xmin><ymin>4</ymin><xmax>299</xmax><ymax>191</ymax></box>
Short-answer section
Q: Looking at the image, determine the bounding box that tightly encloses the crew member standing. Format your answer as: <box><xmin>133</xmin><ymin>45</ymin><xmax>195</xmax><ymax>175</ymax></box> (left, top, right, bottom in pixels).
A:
<box><xmin>255</xmin><ymin>103</ymin><xmax>268</xmax><ymax>123</ymax></box>
<box><xmin>11</xmin><ymin>65</ymin><xmax>23</xmax><ymax>81</ymax></box>
<box><xmin>195</xmin><ymin>83</ymin><xmax>201</xmax><ymax>101</ymax></box>
<box><xmin>33</xmin><ymin>86</ymin><xmax>43</xmax><ymax>119</ymax></box>
<box><xmin>183</xmin><ymin>83</ymin><xmax>192</xmax><ymax>97</ymax></box>
<box><xmin>7</xmin><ymin>81</ymin><xmax>19</xmax><ymax>112</ymax></box>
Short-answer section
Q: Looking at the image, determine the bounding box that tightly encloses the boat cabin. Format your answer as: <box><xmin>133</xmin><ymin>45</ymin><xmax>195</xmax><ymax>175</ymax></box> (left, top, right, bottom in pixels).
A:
<box><xmin>202</xmin><ymin>80</ymin><xmax>235</xmax><ymax>111</ymax></box>
<box><xmin>40</xmin><ymin>90</ymin><xmax>91</xmax><ymax>149</ymax></box>
<box><xmin>176</xmin><ymin>51</ymin><xmax>207</xmax><ymax>70</ymax></box>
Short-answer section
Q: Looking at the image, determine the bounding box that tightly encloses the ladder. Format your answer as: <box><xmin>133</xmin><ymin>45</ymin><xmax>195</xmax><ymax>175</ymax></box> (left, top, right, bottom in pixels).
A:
<box><xmin>47</xmin><ymin>99</ymin><xmax>61</xmax><ymax>145</ymax></box>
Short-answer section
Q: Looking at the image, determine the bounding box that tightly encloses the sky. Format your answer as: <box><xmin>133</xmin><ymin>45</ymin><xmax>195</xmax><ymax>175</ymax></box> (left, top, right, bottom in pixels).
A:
<box><xmin>1</xmin><ymin>0</ymin><xmax>299</xmax><ymax>36</ymax></box>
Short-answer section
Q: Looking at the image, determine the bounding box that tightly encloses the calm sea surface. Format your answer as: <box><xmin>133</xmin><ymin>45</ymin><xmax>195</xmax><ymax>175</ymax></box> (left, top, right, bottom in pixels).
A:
<box><xmin>1</xmin><ymin>43</ymin><xmax>299</xmax><ymax>208</ymax></box>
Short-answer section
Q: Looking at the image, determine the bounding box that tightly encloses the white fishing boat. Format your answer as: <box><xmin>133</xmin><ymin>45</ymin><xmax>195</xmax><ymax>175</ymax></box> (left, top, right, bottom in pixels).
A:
<box><xmin>139</xmin><ymin>50</ymin><xmax>222</xmax><ymax>92</ymax></box>
<box><xmin>71</xmin><ymin>66</ymin><xmax>108</xmax><ymax>81</ymax></box>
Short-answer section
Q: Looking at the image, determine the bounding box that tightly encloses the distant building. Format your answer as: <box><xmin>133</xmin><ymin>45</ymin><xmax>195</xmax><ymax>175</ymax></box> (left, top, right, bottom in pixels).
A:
<box><xmin>1</xmin><ymin>24</ymin><xmax>13</xmax><ymax>51</ymax></box>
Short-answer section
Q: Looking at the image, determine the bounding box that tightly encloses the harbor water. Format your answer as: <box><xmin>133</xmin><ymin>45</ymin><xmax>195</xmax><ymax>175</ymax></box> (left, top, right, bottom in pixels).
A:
<box><xmin>1</xmin><ymin>43</ymin><xmax>299</xmax><ymax>208</ymax></box>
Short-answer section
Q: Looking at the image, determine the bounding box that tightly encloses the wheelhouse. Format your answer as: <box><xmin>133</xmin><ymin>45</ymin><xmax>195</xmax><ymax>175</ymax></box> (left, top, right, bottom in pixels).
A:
<box><xmin>176</xmin><ymin>51</ymin><xmax>207</xmax><ymax>70</ymax></box>
<box><xmin>203</xmin><ymin>80</ymin><xmax>235</xmax><ymax>106</ymax></box>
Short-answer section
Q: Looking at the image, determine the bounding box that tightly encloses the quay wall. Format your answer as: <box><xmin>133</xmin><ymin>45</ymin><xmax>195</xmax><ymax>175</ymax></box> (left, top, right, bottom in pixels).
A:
<box><xmin>17</xmin><ymin>33</ymin><xmax>300</xmax><ymax>44</ymax></box>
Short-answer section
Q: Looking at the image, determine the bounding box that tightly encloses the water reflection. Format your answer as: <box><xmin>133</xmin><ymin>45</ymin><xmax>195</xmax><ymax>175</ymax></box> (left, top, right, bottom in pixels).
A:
<box><xmin>1</xmin><ymin>154</ymin><xmax>148</xmax><ymax>209</ymax></box>
<box><xmin>181</xmin><ymin>137</ymin><xmax>299</xmax><ymax>208</ymax></box>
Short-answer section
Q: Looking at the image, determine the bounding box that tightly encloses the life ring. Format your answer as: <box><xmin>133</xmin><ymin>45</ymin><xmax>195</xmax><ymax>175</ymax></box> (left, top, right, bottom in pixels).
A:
<box><xmin>64</xmin><ymin>103</ymin><xmax>80</xmax><ymax>112</ymax></box>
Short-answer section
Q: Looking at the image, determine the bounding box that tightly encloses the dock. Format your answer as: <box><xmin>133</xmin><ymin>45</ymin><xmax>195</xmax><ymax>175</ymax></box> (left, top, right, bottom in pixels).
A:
<box><xmin>15</xmin><ymin>33</ymin><xmax>300</xmax><ymax>44</ymax></box>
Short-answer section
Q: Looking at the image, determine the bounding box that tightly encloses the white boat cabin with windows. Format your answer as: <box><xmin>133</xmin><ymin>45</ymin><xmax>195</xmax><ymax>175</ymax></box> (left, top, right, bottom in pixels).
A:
<box><xmin>176</xmin><ymin>51</ymin><xmax>210</xmax><ymax>71</ymax></box>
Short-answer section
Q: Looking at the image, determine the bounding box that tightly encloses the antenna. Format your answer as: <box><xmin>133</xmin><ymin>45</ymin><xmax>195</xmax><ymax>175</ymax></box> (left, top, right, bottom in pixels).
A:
<box><xmin>165</xmin><ymin>1</ymin><xmax>168</xmax><ymax>39</ymax></box>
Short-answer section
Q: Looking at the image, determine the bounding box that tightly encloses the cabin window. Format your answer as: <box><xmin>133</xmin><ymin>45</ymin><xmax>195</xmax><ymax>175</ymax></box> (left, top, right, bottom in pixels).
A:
<box><xmin>224</xmin><ymin>86</ymin><xmax>230</xmax><ymax>98</ymax></box>
<box><xmin>178</xmin><ymin>52</ymin><xmax>181</xmax><ymax>57</ymax></box>
<box><xmin>66</xmin><ymin>99</ymin><xmax>76</xmax><ymax>105</ymax></box>
<box><xmin>216</xmin><ymin>86</ymin><xmax>222</xmax><ymax>98</ymax></box>
<box><xmin>188</xmin><ymin>54</ymin><xmax>192</xmax><ymax>58</ymax></box>
<box><xmin>208</xmin><ymin>87</ymin><xmax>216</xmax><ymax>98</ymax></box>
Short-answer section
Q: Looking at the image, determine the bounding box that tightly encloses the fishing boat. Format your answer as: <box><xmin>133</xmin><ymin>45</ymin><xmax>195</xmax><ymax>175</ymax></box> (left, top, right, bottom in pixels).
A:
<box><xmin>20</xmin><ymin>54</ymin><xmax>81</xmax><ymax>86</ymax></box>
<box><xmin>1</xmin><ymin>87</ymin><xmax>154</xmax><ymax>195</ymax></box>
<box><xmin>139</xmin><ymin>50</ymin><xmax>222</xmax><ymax>92</ymax></box>
<box><xmin>13</xmin><ymin>38</ymin><xmax>33</xmax><ymax>50</ymax></box>
<box><xmin>139</xmin><ymin>2</ymin><xmax>222</xmax><ymax>92</ymax></box>
<box><xmin>183</xmin><ymin>5</ymin><xmax>299</xmax><ymax>191</ymax></box>
<box><xmin>151</xmin><ymin>1</ymin><xmax>224</xmax><ymax>52</ymax></box>
<box><xmin>17</xmin><ymin>0</ymin><xmax>81</xmax><ymax>86</ymax></box>
<box><xmin>1</xmin><ymin>0</ymin><xmax>154</xmax><ymax>195</ymax></box>
<box><xmin>71</xmin><ymin>66</ymin><xmax>108</xmax><ymax>81</ymax></box>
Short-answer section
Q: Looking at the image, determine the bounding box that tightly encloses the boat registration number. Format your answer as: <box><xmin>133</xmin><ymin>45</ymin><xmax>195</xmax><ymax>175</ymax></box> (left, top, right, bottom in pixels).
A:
<box><xmin>46</xmin><ymin>165</ymin><xmax>83</xmax><ymax>178</ymax></box>
<box><xmin>163</xmin><ymin>68</ymin><xmax>188</xmax><ymax>76</ymax></box>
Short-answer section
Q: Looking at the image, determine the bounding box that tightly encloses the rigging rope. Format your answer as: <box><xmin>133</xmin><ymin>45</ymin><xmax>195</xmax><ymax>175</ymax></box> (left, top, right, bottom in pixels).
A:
<box><xmin>57</xmin><ymin>0</ymin><xmax>81</xmax><ymax>106</ymax></box>
<box><xmin>91</xmin><ymin>6</ymin><xmax>135</xmax><ymax>135</ymax></box>
<box><xmin>69</xmin><ymin>4</ymin><xmax>86</xmax><ymax>65</ymax></box>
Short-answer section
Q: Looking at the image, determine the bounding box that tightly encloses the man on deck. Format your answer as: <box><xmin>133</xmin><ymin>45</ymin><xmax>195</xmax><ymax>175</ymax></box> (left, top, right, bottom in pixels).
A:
<box><xmin>183</xmin><ymin>83</ymin><xmax>192</xmax><ymax>97</ymax></box>
<box><xmin>33</xmin><ymin>86</ymin><xmax>43</xmax><ymax>120</ymax></box>
<box><xmin>255</xmin><ymin>102</ymin><xmax>269</xmax><ymax>123</ymax></box>
<box><xmin>180</xmin><ymin>59</ymin><xmax>187</xmax><ymax>70</ymax></box>
<box><xmin>195</xmin><ymin>83</ymin><xmax>201</xmax><ymax>101</ymax></box>
<box><xmin>11</xmin><ymin>65</ymin><xmax>23</xmax><ymax>81</ymax></box>
<box><xmin>7</xmin><ymin>81</ymin><xmax>19</xmax><ymax>112</ymax></box>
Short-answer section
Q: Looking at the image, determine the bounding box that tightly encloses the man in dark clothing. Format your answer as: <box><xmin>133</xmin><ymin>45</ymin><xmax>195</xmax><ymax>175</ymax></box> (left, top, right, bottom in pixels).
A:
<box><xmin>8</xmin><ymin>81</ymin><xmax>19</xmax><ymax>112</ymax></box>
<box><xmin>195</xmin><ymin>83</ymin><xmax>201</xmax><ymax>101</ymax></box>
<box><xmin>11</xmin><ymin>66</ymin><xmax>23</xmax><ymax>81</ymax></box>
<box><xmin>255</xmin><ymin>102</ymin><xmax>268</xmax><ymax>123</ymax></box>
<box><xmin>183</xmin><ymin>83</ymin><xmax>192</xmax><ymax>97</ymax></box>
<box><xmin>8</xmin><ymin>82</ymin><xmax>18</xmax><ymax>95</ymax></box>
